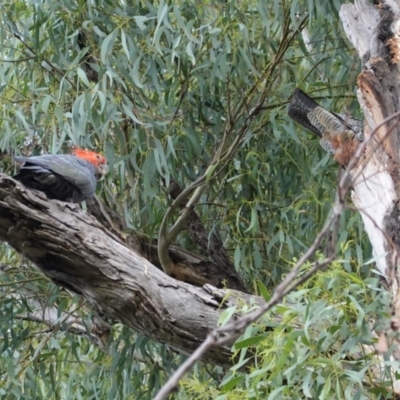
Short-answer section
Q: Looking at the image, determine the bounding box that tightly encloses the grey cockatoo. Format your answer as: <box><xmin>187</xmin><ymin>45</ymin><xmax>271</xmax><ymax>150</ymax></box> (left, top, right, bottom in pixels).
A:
<box><xmin>13</xmin><ymin>148</ymin><xmax>108</xmax><ymax>203</ymax></box>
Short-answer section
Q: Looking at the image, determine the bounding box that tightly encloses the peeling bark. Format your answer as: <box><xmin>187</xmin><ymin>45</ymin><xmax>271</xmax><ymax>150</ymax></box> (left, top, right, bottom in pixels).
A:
<box><xmin>340</xmin><ymin>1</ymin><xmax>400</xmax><ymax>328</ymax></box>
<box><xmin>0</xmin><ymin>175</ymin><xmax>264</xmax><ymax>367</ymax></box>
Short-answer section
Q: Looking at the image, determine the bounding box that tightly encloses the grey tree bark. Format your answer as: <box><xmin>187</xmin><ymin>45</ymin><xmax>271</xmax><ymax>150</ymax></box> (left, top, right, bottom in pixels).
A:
<box><xmin>0</xmin><ymin>175</ymin><xmax>263</xmax><ymax>367</ymax></box>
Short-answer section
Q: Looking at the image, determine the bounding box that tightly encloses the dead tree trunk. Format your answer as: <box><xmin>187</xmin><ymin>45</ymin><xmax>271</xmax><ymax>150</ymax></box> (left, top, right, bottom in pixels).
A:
<box><xmin>340</xmin><ymin>1</ymin><xmax>400</xmax><ymax>328</ymax></box>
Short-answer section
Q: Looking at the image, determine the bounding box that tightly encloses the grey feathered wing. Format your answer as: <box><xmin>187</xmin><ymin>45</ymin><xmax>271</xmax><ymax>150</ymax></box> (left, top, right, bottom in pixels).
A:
<box><xmin>13</xmin><ymin>155</ymin><xmax>97</xmax><ymax>203</ymax></box>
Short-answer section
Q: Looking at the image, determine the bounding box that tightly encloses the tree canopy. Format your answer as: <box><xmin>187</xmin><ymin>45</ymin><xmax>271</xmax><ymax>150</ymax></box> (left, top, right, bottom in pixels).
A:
<box><xmin>0</xmin><ymin>0</ymin><xmax>394</xmax><ymax>399</ymax></box>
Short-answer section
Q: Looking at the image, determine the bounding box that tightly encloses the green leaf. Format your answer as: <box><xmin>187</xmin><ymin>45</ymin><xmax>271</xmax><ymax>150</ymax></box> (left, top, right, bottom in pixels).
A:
<box><xmin>101</xmin><ymin>29</ymin><xmax>118</xmax><ymax>64</ymax></box>
<box><xmin>134</xmin><ymin>16</ymin><xmax>148</xmax><ymax>30</ymax></box>
<box><xmin>221</xmin><ymin>375</ymin><xmax>244</xmax><ymax>391</ymax></box>
<box><xmin>218</xmin><ymin>306</ymin><xmax>236</xmax><ymax>326</ymax></box>
<box><xmin>257</xmin><ymin>280</ymin><xmax>271</xmax><ymax>301</ymax></box>
<box><xmin>132</xmin><ymin>55</ymin><xmax>144</xmax><ymax>88</ymax></box>
<box><xmin>234</xmin><ymin>335</ymin><xmax>266</xmax><ymax>349</ymax></box>
<box><xmin>153</xmin><ymin>2</ymin><xmax>169</xmax><ymax>48</ymax></box>
<box><xmin>77</xmin><ymin>67</ymin><xmax>90</xmax><ymax>87</ymax></box>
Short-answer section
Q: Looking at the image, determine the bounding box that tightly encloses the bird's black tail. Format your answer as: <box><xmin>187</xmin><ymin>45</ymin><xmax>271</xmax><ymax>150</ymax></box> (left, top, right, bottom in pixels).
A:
<box><xmin>288</xmin><ymin>89</ymin><xmax>323</xmax><ymax>137</ymax></box>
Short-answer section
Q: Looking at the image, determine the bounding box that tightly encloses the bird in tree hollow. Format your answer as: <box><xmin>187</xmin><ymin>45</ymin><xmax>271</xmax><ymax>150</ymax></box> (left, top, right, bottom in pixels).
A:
<box><xmin>13</xmin><ymin>147</ymin><xmax>109</xmax><ymax>203</ymax></box>
<box><xmin>288</xmin><ymin>88</ymin><xmax>364</xmax><ymax>165</ymax></box>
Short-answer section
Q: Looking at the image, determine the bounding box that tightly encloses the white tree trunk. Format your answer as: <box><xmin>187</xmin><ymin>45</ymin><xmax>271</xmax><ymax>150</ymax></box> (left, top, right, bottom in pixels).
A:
<box><xmin>340</xmin><ymin>0</ymin><xmax>400</xmax><ymax>329</ymax></box>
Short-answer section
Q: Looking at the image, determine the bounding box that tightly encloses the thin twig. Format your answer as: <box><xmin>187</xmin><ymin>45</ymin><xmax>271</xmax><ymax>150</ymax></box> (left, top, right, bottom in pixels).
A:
<box><xmin>153</xmin><ymin>335</ymin><xmax>216</xmax><ymax>400</ymax></box>
<box><xmin>0</xmin><ymin>56</ymin><xmax>37</xmax><ymax>62</ymax></box>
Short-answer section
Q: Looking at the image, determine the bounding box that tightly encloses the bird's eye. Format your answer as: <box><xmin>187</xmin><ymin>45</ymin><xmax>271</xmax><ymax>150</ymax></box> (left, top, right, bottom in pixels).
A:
<box><xmin>96</xmin><ymin>155</ymin><xmax>100</xmax><ymax>159</ymax></box>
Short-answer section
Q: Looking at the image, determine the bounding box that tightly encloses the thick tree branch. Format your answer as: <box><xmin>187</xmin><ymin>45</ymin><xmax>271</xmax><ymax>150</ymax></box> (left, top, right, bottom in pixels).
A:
<box><xmin>0</xmin><ymin>175</ymin><xmax>265</xmax><ymax>367</ymax></box>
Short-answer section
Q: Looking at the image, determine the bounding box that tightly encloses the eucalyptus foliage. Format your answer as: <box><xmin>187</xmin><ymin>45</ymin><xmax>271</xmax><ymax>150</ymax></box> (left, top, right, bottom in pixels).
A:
<box><xmin>180</xmin><ymin>265</ymin><xmax>391</xmax><ymax>399</ymax></box>
<box><xmin>0</xmin><ymin>0</ymin><xmax>389</xmax><ymax>398</ymax></box>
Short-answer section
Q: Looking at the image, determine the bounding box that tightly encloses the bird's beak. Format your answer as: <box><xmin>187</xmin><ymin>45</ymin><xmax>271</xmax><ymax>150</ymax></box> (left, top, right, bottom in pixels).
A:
<box><xmin>98</xmin><ymin>163</ymin><xmax>109</xmax><ymax>176</ymax></box>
